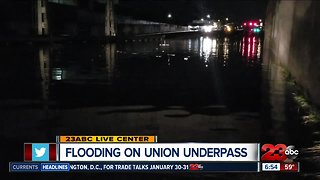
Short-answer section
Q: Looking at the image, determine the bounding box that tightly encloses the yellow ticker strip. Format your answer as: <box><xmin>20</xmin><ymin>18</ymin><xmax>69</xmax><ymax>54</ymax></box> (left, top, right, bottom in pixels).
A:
<box><xmin>59</xmin><ymin>136</ymin><xmax>157</xmax><ymax>143</ymax></box>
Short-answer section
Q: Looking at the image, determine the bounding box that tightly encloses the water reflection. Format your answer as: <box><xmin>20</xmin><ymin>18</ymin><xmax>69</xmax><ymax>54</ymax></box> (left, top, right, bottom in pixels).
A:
<box><xmin>151</xmin><ymin>35</ymin><xmax>264</xmax><ymax>70</ymax></box>
<box><xmin>223</xmin><ymin>37</ymin><xmax>230</xmax><ymax>60</ymax></box>
<box><xmin>188</xmin><ymin>39</ymin><xmax>192</xmax><ymax>51</ymax></box>
<box><xmin>167</xmin><ymin>53</ymin><xmax>176</xmax><ymax>66</ymax></box>
<box><xmin>105</xmin><ymin>43</ymin><xmax>116</xmax><ymax>82</ymax></box>
<box><xmin>38</xmin><ymin>47</ymin><xmax>50</xmax><ymax>110</ymax></box>
<box><xmin>193</xmin><ymin>38</ymin><xmax>199</xmax><ymax>53</ymax></box>
<box><xmin>38</xmin><ymin>47</ymin><xmax>50</xmax><ymax>100</ymax></box>
<box><xmin>52</xmin><ymin>68</ymin><xmax>63</xmax><ymax>81</ymax></box>
<box><xmin>200</xmin><ymin>36</ymin><xmax>218</xmax><ymax>65</ymax></box>
<box><xmin>2</xmin><ymin>34</ymin><xmax>263</xmax><ymax>108</ymax></box>
<box><xmin>241</xmin><ymin>36</ymin><xmax>262</xmax><ymax>61</ymax></box>
<box><xmin>155</xmin><ymin>36</ymin><xmax>226</xmax><ymax>66</ymax></box>
<box><xmin>257</xmin><ymin>39</ymin><xmax>262</xmax><ymax>59</ymax></box>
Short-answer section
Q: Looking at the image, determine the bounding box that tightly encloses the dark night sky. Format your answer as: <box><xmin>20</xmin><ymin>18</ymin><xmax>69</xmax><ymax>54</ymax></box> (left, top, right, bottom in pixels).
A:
<box><xmin>118</xmin><ymin>0</ymin><xmax>269</xmax><ymax>24</ymax></box>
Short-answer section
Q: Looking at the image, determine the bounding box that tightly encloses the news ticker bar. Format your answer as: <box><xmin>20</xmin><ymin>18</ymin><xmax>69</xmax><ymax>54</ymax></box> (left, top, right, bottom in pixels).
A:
<box><xmin>10</xmin><ymin>162</ymin><xmax>260</xmax><ymax>172</ymax></box>
<box><xmin>9</xmin><ymin>162</ymin><xmax>300</xmax><ymax>173</ymax></box>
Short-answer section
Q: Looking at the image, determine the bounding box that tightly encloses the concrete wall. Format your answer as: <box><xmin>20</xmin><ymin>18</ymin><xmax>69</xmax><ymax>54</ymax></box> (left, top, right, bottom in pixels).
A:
<box><xmin>264</xmin><ymin>0</ymin><xmax>320</xmax><ymax>105</ymax></box>
<box><xmin>117</xmin><ymin>18</ymin><xmax>187</xmax><ymax>37</ymax></box>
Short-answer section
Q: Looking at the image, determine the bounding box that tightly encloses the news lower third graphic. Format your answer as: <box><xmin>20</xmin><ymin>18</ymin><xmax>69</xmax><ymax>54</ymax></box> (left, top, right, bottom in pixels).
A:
<box><xmin>9</xmin><ymin>136</ymin><xmax>300</xmax><ymax>173</ymax></box>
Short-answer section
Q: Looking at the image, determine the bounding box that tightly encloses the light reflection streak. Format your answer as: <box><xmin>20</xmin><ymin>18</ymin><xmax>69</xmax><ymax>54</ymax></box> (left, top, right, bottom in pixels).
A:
<box><xmin>200</xmin><ymin>36</ymin><xmax>218</xmax><ymax>65</ymax></box>
<box><xmin>223</xmin><ymin>37</ymin><xmax>229</xmax><ymax>60</ymax></box>
<box><xmin>252</xmin><ymin>37</ymin><xmax>256</xmax><ymax>58</ymax></box>
<box><xmin>241</xmin><ymin>36</ymin><xmax>262</xmax><ymax>63</ymax></box>
<box><xmin>188</xmin><ymin>39</ymin><xmax>192</xmax><ymax>51</ymax></box>
<box><xmin>248</xmin><ymin>37</ymin><xmax>251</xmax><ymax>57</ymax></box>
<box><xmin>242</xmin><ymin>36</ymin><xmax>245</xmax><ymax>56</ymax></box>
<box><xmin>257</xmin><ymin>39</ymin><xmax>262</xmax><ymax>59</ymax></box>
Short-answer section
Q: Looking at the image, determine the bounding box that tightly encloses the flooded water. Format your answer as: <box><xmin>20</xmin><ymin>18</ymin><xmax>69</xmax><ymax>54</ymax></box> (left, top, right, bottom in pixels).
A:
<box><xmin>0</xmin><ymin>35</ymin><xmax>263</xmax><ymax>108</ymax></box>
<box><xmin>1</xmin><ymin>34</ymin><xmax>306</xmax><ymax>179</ymax></box>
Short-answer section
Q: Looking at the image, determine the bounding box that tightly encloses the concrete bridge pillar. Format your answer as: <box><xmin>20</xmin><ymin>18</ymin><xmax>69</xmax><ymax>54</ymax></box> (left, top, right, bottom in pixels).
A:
<box><xmin>36</xmin><ymin>0</ymin><xmax>49</xmax><ymax>36</ymax></box>
<box><xmin>105</xmin><ymin>0</ymin><xmax>117</xmax><ymax>36</ymax></box>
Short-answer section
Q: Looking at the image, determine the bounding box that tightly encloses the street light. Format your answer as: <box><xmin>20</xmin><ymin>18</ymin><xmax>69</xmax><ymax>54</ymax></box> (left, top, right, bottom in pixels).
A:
<box><xmin>168</xmin><ymin>13</ymin><xmax>172</xmax><ymax>18</ymax></box>
<box><xmin>207</xmin><ymin>14</ymin><xmax>211</xmax><ymax>19</ymax></box>
<box><xmin>201</xmin><ymin>18</ymin><xmax>204</xmax><ymax>21</ymax></box>
<box><xmin>226</xmin><ymin>17</ymin><xmax>229</xmax><ymax>21</ymax></box>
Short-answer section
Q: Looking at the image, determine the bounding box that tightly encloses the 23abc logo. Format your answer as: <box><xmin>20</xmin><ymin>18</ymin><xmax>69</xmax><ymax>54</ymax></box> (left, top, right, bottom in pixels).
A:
<box><xmin>261</xmin><ymin>144</ymin><xmax>299</xmax><ymax>162</ymax></box>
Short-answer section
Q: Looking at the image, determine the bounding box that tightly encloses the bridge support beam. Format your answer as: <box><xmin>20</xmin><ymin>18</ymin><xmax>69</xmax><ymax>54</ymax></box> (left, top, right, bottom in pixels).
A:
<box><xmin>35</xmin><ymin>0</ymin><xmax>49</xmax><ymax>36</ymax></box>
